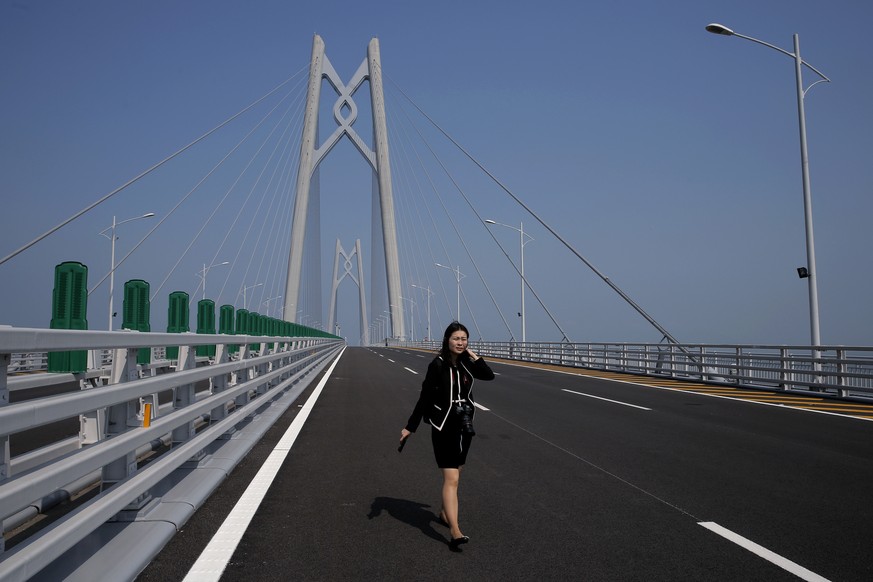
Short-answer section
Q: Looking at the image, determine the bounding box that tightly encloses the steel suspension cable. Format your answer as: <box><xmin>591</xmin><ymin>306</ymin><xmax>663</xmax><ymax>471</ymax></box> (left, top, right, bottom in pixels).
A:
<box><xmin>98</xmin><ymin>84</ymin><xmax>302</xmax><ymax>301</ymax></box>
<box><xmin>1</xmin><ymin>68</ymin><xmax>307</xmax><ymax>268</ymax></box>
<box><xmin>260</xmin><ymin>138</ymin><xmax>301</xmax><ymax>317</ymax></box>
<box><xmin>218</xmin><ymin>95</ymin><xmax>306</xmax><ymax>308</ymax></box>
<box><xmin>389</xmin><ymin>93</ymin><xmax>527</xmax><ymax>340</ymax></box>
<box><xmin>386</xmin><ymin>108</ymin><xmax>445</xmax><ymax>334</ymax></box>
<box><xmin>384</xmin><ymin>71</ymin><xmax>683</xmax><ymax>346</ymax></box>
<box><xmin>402</xmin><ymin>110</ymin><xmax>571</xmax><ymax>341</ymax></box>
<box><xmin>212</xmin><ymin>90</ymin><xmax>306</xmax><ymax>306</ymax></box>
<box><xmin>248</xmin><ymin>127</ymin><xmax>301</xmax><ymax>313</ymax></box>
<box><xmin>89</xmin><ymin>82</ymin><xmax>301</xmax><ymax>299</ymax></box>
<box><xmin>184</xmin><ymin>85</ymin><xmax>306</xmax><ymax>306</ymax></box>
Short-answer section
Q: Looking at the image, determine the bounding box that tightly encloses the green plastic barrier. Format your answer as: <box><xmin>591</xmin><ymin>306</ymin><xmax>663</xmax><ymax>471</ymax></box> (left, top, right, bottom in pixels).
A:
<box><xmin>122</xmin><ymin>279</ymin><xmax>151</xmax><ymax>364</ymax></box>
<box><xmin>166</xmin><ymin>291</ymin><xmax>189</xmax><ymax>360</ymax></box>
<box><xmin>48</xmin><ymin>261</ymin><xmax>88</xmax><ymax>373</ymax></box>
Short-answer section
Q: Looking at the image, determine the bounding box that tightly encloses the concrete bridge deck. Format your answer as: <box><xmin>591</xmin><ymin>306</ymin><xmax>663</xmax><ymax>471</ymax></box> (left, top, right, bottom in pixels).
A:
<box><xmin>134</xmin><ymin>347</ymin><xmax>873</xmax><ymax>581</ymax></box>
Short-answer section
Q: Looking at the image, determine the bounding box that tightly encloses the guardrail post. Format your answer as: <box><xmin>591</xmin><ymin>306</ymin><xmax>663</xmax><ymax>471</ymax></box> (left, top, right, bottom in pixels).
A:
<box><xmin>779</xmin><ymin>348</ymin><xmax>790</xmax><ymax>391</ymax></box>
<box><xmin>837</xmin><ymin>349</ymin><xmax>848</xmax><ymax>398</ymax></box>
<box><xmin>257</xmin><ymin>339</ymin><xmax>269</xmax><ymax>396</ymax></box>
<box><xmin>211</xmin><ymin>342</ymin><xmax>233</xmax><ymax>437</ymax></box>
<box><xmin>172</xmin><ymin>342</ymin><xmax>204</xmax><ymax>465</ymax></box>
<box><xmin>1</xmin><ymin>351</ymin><xmax>6</xmax><ymax>553</ymax></box>
<box><xmin>278</xmin><ymin>340</ymin><xmax>292</xmax><ymax>382</ymax></box>
<box><xmin>1</xmin><ymin>352</ymin><xmax>9</xmax><ymax>487</ymax></box>
<box><xmin>235</xmin><ymin>342</ymin><xmax>252</xmax><ymax>411</ymax></box>
<box><xmin>102</xmin><ymin>346</ymin><xmax>152</xmax><ymax>512</ymax></box>
<box><xmin>700</xmin><ymin>347</ymin><xmax>709</xmax><ymax>382</ymax></box>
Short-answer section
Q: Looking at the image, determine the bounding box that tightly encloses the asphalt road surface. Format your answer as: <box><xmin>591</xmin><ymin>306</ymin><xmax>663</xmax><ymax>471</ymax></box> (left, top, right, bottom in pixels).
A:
<box><xmin>138</xmin><ymin>346</ymin><xmax>873</xmax><ymax>581</ymax></box>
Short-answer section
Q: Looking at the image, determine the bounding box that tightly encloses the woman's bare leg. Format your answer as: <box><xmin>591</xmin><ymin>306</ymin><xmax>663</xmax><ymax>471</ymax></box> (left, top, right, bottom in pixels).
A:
<box><xmin>441</xmin><ymin>468</ymin><xmax>464</xmax><ymax>539</ymax></box>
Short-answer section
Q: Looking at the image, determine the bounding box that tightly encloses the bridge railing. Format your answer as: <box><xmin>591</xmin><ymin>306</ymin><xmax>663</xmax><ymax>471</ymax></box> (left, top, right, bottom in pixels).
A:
<box><xmin>0</xmin><ymin>326</ymin><xmax>344</xmax><ymax>580</ymax></box>
<box><xmin>392</xmin><ymin>340</ymin><xmax>873</xmax><ymax>401</ymax></box>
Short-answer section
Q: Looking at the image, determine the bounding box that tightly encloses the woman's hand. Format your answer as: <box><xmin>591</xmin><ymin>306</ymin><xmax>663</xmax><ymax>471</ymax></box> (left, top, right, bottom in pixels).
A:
<box><xmin>466</xmin><ymin>348</ymin><xmax>479</xmax><ymax>361</ymax></box>
<box><xmin>400</xmin><ymin>428</ymin><xmax>411</xmax><ymax>442</ymax></box>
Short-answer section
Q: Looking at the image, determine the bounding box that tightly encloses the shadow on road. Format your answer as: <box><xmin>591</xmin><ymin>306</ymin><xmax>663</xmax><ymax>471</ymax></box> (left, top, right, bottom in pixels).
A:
<box><xmin>367</xmin><ymin>496</ymin><xmax>448</xmax><ymax>545</ymax></box>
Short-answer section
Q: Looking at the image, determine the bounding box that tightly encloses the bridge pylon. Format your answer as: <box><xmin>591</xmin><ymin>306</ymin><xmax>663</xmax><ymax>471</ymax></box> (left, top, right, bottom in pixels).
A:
<box><xmin>283</xmin><ymin>35</ymin><xmax>405</xmax><ymax>340</ymax></box>
<box><xmin>328</xmin><ymin>239</ymin><xmax>369</xmax><ymax>344</ymax></box>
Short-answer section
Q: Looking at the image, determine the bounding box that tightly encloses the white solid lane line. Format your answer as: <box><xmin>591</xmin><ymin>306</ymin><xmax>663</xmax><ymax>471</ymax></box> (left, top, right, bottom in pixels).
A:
<box><xmin>699</xmin><ymin>522</ymin><xmax>830</xmax><ymax>582</ymax></box>
<box><xmin>183</xmin><ymin>349</ymin><xmax>345</xmax><ymax>582</ymax></box>
<box><xmin>562</xmin><ymin>389</ymin><xmax>651</xmax><ymax>411</ymax></box>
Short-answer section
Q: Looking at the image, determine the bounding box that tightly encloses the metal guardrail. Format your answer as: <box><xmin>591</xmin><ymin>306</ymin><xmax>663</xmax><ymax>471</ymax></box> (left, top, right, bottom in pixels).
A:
<box><xmin>0</xmin><ymin>326</ymin><xmax>345</xmax><ymax>581</ymax></box>
<box><xmin>392</xmin><ymin>340</ymin><xmax>873</xmax><ymax>401</ymax></box>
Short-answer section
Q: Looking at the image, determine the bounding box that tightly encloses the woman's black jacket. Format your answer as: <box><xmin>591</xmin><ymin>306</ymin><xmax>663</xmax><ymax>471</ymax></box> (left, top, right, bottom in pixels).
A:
<box><xmin>405</xmin><ymin>354</ymin><xmax>494</xmax><ymax>432</ymax></box>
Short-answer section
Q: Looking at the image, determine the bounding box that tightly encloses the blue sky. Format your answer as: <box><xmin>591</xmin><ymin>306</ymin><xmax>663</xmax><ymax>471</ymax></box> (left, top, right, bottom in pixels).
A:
<box><xmin>1</xmin><ymin>0</ymin><xmax>872</xmax><ymax>347</ymax></box>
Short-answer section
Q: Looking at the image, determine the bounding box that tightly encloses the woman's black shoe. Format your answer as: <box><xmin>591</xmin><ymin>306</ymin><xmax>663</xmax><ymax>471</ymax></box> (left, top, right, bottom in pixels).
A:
<box><xmin>449</xmin><ymin>536</ymin><xmax>470</xmax><ymax>551</ymax></box>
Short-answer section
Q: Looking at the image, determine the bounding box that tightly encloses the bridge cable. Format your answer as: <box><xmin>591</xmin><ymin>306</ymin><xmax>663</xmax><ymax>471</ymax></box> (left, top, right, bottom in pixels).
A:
<box><xmin>390</xmin><ymin>103</ymin><xmax>513</xmax><ymax>339</ymax></box>
<box><xmin>213</xmin><ymin>89</ymin><xmax>307</xmax><ymax>308</ymax></box>
<box><xmin>388</xmin><ymin>99</ymin><xmax>501</xmax><ymax>335</ymax></box>
<box><xmin>83</xmin><ymin>81</ymin><xmax>302</xmax><ymax>300</ymax></box>
<box><xmin>0</xmin><ymin>67</ymin><xmax>307</xmax><ymax>268</ymax></box>
<box><xmin>158</xmin><ymin>88</ymin><xmax>301</xmax><ymax>303</ymax></box>
<box><xmin>210</xmin><ymin>94</ymin><xmax>304</xmax><ymax>308</ymax></box>
<box><xmin>387</xmin><ymin>102</ymin><xmax>465</xmax><ymax>332</ymax></box>
<box><xmin>187</xmin><ymin>82</ymin><xmax>307</xmax><ymax>306</ymax></box>
<box><xmin>258</xmin><ymin>129</ymin><xmax>302</xmax><ymax>317</ymax></box>
<box><xmin>88</xmin><ymin>80</ymin><xmax>303</xmax><ymax>298</ymax></box>
<box><xmin>390</xmin><ymin>91</ymin><xmax>568</xmax><ymax>340</ymax></box>
<box><xmin>383</xmin><ymin>71</ymin><xmax>687</xmax><ymax>349</ymax></box>
<box><xmin>386</xmin><ymin>125</ymin><xmax>435</xmax><ymax>335</ymax></box>
<box><xmin>243</xmin><ymin>117</ymin><xmax>302</xmax><ymax>313</ymax></box>
<box><xmin>384</xmin><ymin>110</ymin><xmax>463</xmax><ymax>326</ymax></box>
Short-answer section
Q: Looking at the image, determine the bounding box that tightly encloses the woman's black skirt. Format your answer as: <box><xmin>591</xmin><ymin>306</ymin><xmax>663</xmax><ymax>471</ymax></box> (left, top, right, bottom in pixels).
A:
<box><xmin>431</xmin><ymin>419</ymin><xmax>473</xmax><ymax>469</ymax></box>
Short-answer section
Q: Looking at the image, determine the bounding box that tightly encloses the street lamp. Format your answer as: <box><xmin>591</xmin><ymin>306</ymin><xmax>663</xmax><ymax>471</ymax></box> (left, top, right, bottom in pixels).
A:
<box><xmin>435</xmin><ymin>263</ymin><xmax>465</xmax><ymax>321</ymax></box>
<box><xmin>411</xmin><ymin>284</ymin><xmax>434</xmax><ymax>341</ymax></box>
<box><xmin>239</xmin><ymin>283</ymin><xmax>263</xmax><ymax>311</ymax></box>
<box><xmin>706</xmin><ymin>23</ymin><xmax>829</xmax><ymax>350</ymax></box>
<box><xmin>486</xmin><ymin>219</ymin><xmax>534</xmax><ymax>343</ymax></box>
<box><xmin>196</xmin><ymin>261</ymin><xmax>229</xmax><ymax>301</ymax></box>
<box><xmin>98</xmin><ymin>212</ymin><xmax>155</xmax><ymax>330</ymax></box>
<box><xmin>262</xmin><ymin>295</ymin><xmax>283</xmax><ymax>317</ymax></box>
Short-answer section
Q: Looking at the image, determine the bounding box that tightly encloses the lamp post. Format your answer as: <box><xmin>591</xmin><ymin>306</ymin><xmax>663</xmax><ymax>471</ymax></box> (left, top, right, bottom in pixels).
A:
<box><xmin>196</xmin><ymin>261</ymin><xmax>229</xmax><ymax>301</ymax></box>
<box><xmin>411</xmin><ymin>284</ymin><xmax>434</xmax><ymax>341</ymax></box>
<box><xmin>485</xmin><ymin>219</ymin><xmax>534</xmax><ymax>343</ymax></box>
<box><xmin>378</xmin><ymin>317</ymin><xmax>385</xmax><ymax>342</ymax></box>
<box><xmin>98</xmin><ymin>212</ymin><xmax>155</xmax><ymax>330</ymax></box>
<box><xmin>435</xmin><ymin>263</ymin><xmax>465</xmax><ymax>321</ymax></box>
<box><xmin>240</xmin><ymin>283</ymin><xmax>263</xmax><ymax>311</ymax></box>
<box><xmin>706</xmin><ymin>23</ymin><xmax>828</xmax><ymax>350</ymax></box>
<box><xmin>401</xmin><ymin>296</ymin><xmax>416</xmax><ymax>341</ymax></box>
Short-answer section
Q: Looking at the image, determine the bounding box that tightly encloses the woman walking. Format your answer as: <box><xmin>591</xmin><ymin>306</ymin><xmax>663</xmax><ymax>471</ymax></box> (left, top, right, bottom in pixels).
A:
<box><xmin>400</xmin><ymin>321</ymin><xmax>495</xmax><ymax>550</ymax></box>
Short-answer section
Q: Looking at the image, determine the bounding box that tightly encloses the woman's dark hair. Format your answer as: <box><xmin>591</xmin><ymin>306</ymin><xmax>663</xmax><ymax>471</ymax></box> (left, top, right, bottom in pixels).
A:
<box><xmin>439</xmin><ymin>321</ymin><xmax>469</xmax><ymax>361</ymax></box>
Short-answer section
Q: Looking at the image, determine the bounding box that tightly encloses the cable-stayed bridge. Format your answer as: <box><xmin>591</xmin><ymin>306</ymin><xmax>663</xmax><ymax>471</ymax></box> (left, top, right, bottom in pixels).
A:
<box><xmin>2</xmin><ymin>35</ymin><xmax>873</xmax><ymax>581</ymax></box>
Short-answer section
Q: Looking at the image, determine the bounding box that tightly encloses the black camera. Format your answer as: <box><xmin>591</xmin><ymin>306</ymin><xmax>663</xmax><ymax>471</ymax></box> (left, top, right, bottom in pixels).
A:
<box><xmin>454</xmin><ymin>402</ymin><xmax>476</xmax><ymax>436</ymax></box>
